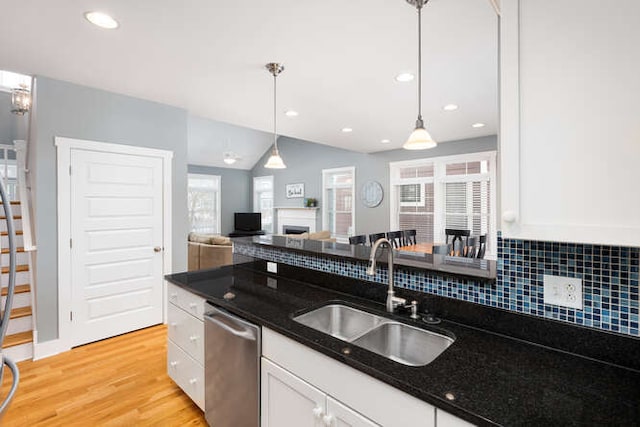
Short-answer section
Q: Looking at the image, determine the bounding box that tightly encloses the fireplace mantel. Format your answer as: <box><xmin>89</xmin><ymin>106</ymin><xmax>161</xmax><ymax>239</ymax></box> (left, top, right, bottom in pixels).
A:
<box><xmin>276</xmin><ymin>207</ymin><xmax>318</xmax><ymax>234</ymax></box>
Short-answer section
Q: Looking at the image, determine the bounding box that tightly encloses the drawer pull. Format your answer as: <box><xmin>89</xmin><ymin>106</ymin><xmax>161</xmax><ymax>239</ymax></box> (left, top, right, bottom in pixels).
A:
<box><xmin>170</xmin><ymin>322</ymin><xmax>177</xmax><ymax>327</ymax></box>
<box><xmin>189</xmin><ymin>378</ymin><xmax>198</xmax><ymax>385</ymax></box>
<box><xmin>189</xmin><ymin>302</ymin><xmax>198</xmax><ymax>309</ymax></box>
<box><xmin>312</xmin><ymin>407</ymin><xmax>323</xmax><ymax>419</ymax></box>
<box><xmin>322</xmin><ymin>414</ymin><xmax>334</xmax><ymax>426</ymax></box>
<box><xmin>169</xmin><ymin>361</ymin><xmax>178</xmax><ymax>368</ymax></box>
<box><xmin>189</xmin><ymin>335</ymin><xmax>199</xmax><ymax>342</ymax></box>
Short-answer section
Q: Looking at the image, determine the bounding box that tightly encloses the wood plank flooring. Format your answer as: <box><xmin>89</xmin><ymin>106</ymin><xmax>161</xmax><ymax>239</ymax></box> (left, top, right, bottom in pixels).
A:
<box><xmin>1</xmin><ymin>325</ymin><xmax>207</xmax><ymax>426</ymax></box>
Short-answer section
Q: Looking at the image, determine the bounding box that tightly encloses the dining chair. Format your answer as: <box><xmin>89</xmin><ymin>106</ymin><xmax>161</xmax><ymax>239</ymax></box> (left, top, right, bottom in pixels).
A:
<box><xmin>432</xmin><ymin>243</ymin><xmax>452</xmax><ymax>255</ymax></box>
<box><xmin>348</xmin><ymin>235</ymin><xmax>367</xmax><ymax>245</ymax></box>
<box><xmin>465</xmin><ymin>236</ymin><xmax>478</xmax><ymax>258</ymax></box>
<box><xmin>402</xmin><ymin>229</ymin><xmax>417</xmax><ymax>246</ymax></box>
<box><xmin>369</xmin><ymin>232</ymin><xmax>386</xmax><ymax>245</ymax></box>
<box><xmin>445</xmin><ymin>229</ymin><xmax>470</xmax><ymax>257</ymax></box>
<box><xmin>386</xmin><ymin>231</ymin><xmax>403</xmax><ymax>248</ymax></box>
<box><xmin>476</xmin><ymin>234</ymin><xmax>487</xmax><ymax>259</ymax></box>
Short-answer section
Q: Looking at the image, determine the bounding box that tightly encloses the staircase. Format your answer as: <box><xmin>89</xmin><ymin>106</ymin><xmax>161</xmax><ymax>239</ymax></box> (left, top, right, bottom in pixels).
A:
<box><xmin>1</xmin><ymin>142</ymin><xmax>35</xmax><ymax>362</ymax></box>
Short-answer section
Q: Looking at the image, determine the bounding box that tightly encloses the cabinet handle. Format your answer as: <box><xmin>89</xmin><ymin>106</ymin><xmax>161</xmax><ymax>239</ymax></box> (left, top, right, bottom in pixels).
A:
<box><xmin>312</xmin><ymin>407</ymin><xmax>323</xmax><ymax>419</ymax></box>
<box><xmin>170</xmin><ymin>322</ymin><xmax>177</xmax><ymax>327</ymax></box>
<box><xmin>169</xmin><ymin>361</ymin><xmax>178</xmax><ymax>368</ymax></box>
<box><xmin>322</xmin><ymin>414</ymin><xmax>334</xmax><ymax>426</ymax></box>
<box><xmin>189</xmin><ymin>335</ymin><xmax>199</xmax><ymax>342</ymax></box>
<box><xmin>503</xmin><ymin>210</ymin><xmax>517</xmax><ymax>223</ymax></box>
<box><xmin>189</xmin><ymin>378</ymin><xmax>198</xmax><ymax>385</ymax></box>
<box><xmin>189</xmin><ymin>302</ymin><xmax>198</xmax><ymax>309</ymax></box>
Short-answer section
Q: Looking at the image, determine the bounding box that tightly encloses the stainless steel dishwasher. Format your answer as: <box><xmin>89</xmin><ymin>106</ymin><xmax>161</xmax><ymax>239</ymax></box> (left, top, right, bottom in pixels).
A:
<box><xmin>204</xmin><ymin>303</ymin><xmax>261</xmax><ymax>427</ymax></box>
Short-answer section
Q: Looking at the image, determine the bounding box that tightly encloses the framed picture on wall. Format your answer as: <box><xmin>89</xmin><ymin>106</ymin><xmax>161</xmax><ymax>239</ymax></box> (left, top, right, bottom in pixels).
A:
<box><xmin>286</xmin><ymin>183</ymin><xmax>304</xmax><ymax>198</ymax></box>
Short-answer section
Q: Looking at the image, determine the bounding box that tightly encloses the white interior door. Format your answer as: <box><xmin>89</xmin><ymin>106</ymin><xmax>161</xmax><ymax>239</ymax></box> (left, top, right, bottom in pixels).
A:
<box><xmin>70</xmin><ymin>149</ymin><xmax>164</xmax><ymax>347</ymax></box>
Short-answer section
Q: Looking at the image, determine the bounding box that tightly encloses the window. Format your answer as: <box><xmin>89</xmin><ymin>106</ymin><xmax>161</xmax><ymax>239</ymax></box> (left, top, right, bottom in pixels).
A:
<box><xmin>390</xmin><ymin>152</ymin><xmax>496</xmax><ymax>257</ymax></box>
<box><xmin>322</xmin><ymin>167</ymin><xmax>355</xmax><ymax>242</ymax></box>
<box><xmin>188</xmin><ymin>174</ymin><xmax>221</xmax><ymax>234</ymax></box>
<box><xmin>253</xmin><ymin>176</ymin><xmax>274</xmax><ymax>233</ymax></box>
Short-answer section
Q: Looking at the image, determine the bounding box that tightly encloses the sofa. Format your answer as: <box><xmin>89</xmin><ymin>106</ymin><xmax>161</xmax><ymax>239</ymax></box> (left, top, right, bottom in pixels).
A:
<box><xmin>187</xmin><ymin>232</ymin><xmax>233</xmax><ymax>271</ymax></box>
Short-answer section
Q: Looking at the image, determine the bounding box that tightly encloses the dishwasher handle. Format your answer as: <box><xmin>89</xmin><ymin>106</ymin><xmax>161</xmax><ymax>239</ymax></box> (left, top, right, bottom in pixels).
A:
<box><xmin>204</xmin><ymin>308</ymin><xmax>258</xmax><ymax>341</ymax></box>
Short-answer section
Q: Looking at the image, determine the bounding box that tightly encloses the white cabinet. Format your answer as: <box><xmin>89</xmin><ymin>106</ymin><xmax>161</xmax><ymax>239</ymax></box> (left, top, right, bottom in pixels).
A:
<box><xmin>500</xmin><ymin>0</ymin><xmax>640</xmax><ymax>246</ymax></box>
<box><xmin>262</xmin><ymin>357</ymin><xmax>378</xmax><ymax>427</ymax></box>
<box><xmin>436</xmin><ymin>409</ymin><xmax>475</xmax><ymax>427</ymax></box>
<box><xmin>167</xmin><ymin>283</ymin><xmax>206</xmax><ymax>411</ymax></box>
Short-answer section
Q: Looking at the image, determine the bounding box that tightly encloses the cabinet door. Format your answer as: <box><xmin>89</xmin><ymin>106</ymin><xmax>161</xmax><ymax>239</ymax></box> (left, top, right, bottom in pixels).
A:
<box><xmin>261</xmin><ymin>358</ymin><xmax>325</xmax><ymax>427</ymax></box>
<box><xmin>326</xmin><ymin>396</ymin><xmax>379</xmax><ymax>427</ymax></box>
<box><xmin>436</xmin><ymin>409</ymin><xmax>475</xmax><ymax>427</ymax></box>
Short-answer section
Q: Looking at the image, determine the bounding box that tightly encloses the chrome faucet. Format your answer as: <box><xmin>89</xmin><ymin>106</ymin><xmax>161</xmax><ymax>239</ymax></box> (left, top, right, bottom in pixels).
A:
<box><xmin>366</xmin><ymin>238</ymin><xmax>406</xmax><ymax>313</ymax></box>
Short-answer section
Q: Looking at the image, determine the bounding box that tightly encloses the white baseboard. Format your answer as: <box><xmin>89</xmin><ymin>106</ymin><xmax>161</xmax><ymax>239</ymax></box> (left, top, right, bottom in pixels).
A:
<box><xmin>33</xmin><ymin>334</ymin><xmax>69</xmax><ymax>361</ymax></box>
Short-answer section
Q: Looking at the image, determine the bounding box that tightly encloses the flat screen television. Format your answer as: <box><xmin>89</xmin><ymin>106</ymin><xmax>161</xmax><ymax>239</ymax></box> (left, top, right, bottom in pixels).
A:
<box><xmin>234</xmin><ymin>212</ymin><xmax>262</xmax><ymax>231</ymax></box>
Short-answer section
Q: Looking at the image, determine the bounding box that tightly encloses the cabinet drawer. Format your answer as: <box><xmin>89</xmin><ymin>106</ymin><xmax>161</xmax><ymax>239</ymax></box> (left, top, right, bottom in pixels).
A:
<box><xmin>168</xmin><ymin>340</ymin><xmax>204</xmax><ymax>411</ymax></box>
<box><xmin>167</xmin><ymin>283</ymin><xmax>206</xmax><ymax>320</ymax></box>
<box><xmin>168</xmin><ymin>303</ymin><xmax>204</xmax><ymax>364</ymax></box>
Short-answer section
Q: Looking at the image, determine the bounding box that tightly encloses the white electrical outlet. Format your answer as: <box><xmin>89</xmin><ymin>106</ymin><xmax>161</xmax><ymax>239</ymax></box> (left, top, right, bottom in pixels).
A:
<box><xmin>267</xmin><ymin>262</ymin><xmax>278</xmax><ymax>274</ymax></box>
<box><xmin>543</xmin><ymin>275</ymin><xmax>583</xmax><ymax>310</ymax></box>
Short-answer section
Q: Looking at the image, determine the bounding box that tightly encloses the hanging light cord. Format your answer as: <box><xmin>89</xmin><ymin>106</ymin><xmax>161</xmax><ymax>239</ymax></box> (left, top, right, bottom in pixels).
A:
<box><xmin>417</xmin><ymin>1</ymin><xmax>423</xmax><ymax>126</ymax></box>
<box><xmin>273</xmin><ymin>71</ymin><xmax>278</xmax><ymax>152</ymax></box>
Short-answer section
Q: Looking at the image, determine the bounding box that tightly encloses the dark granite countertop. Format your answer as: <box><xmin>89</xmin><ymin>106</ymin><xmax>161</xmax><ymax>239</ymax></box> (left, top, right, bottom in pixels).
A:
<box><xmin>166</xmin><ymin>265</ymin><xmax>640</xmax><ymax>426</ymax></box>
<box><xmin>235</xmin><ymin>235</ymin><xmax>497</xmax><ymax>281</ymax></box>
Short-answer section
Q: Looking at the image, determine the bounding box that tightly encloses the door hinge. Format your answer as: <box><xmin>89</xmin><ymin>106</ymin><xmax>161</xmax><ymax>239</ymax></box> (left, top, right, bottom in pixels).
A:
<box><xmin>70</xmin><ymin>238</ymin><xmax>73</xmax><ymax>248</ymax></box>
<box><xmin>69</xmin><ymin>165</ymin><xmax>72</xmax><ymax>175</ymax></box>
<box><xmin>70</xmin><ymin>311</ymin><xmax>73</xmax><ymax>321</ymax></box>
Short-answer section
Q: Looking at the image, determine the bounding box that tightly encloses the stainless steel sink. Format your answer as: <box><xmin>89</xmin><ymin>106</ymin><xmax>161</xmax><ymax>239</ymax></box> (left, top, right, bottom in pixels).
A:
<box><xmin>293</xmin><ymin>303</ymin><xmax>454</xmax><ymax>366</ymax></box>
<box><xmin>293</xmin><ymin>304</ymin><xmax>386</xmax><ymax>341</ymax></box>
<box><xmin>351</xmin><ymin>322</ymin><xmax>454</xmax><ymax>366</ymax></box>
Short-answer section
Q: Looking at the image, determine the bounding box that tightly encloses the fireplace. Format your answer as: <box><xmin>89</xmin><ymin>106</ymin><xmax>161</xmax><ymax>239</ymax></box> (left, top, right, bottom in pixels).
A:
<box><xmin>283</xmin><ymin>225</ymin><xmax>309</xmax><ymax>235</ymax></box>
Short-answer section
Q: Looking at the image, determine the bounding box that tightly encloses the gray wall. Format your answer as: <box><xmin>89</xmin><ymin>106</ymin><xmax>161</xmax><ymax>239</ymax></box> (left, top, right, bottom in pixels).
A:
<box><xmin>188</xmin><ymin>165</ymin><xmax>252</xmax><ymax>235</ymax></box>
<box><xmin>0</xmin><ymin>91</ymin><xmax>29</xmax><ymax>143</ymax></box>
<box><xmin>252</xmin><ymin>135</ymin><xmax>497</xmax><ymax>235</ymax></box>
<box><xmin>32</xmin><ymin>76</ymin><xmax>189</xmax><ymax>343</ymax></box>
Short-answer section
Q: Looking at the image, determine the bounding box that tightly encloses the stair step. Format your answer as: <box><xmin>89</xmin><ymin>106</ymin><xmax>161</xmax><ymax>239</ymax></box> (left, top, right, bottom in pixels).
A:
<box><xmin>0</xmin><ymin>284</ymin><xmax>30</xmax><ymax>296</ymax></box>
<box><xmin>1</xmin><ymin>264</ymin><xmax>29</xmax><ymax>274</ymax></box>
<box><xmin>1</xmin><ymin>247</ymin><xmax>25</xmax><ymax>254</ymax></box>
<box><xmin>0</xmin><ymin>230</ymin><xmax>23</xmax><ymax>236</ymax></box>
<box><xmin>2</xmin><ymin>306</ymin><xmax>31</xmax><ymax>319</ymax></box>
<box><xmin>3</xmin><ymin>330</ymin><xmax>32</xmax><ymax>348</ymax></box>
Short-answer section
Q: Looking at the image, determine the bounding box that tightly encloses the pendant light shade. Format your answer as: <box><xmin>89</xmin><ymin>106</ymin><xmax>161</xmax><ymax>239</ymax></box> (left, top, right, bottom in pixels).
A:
<box><xmin>264</xmin><ymin>63</ymin><xmax>286</xmax><ymax>169</ymax></box>
<box><xmin>403</xmin><ymin>0</ymin><xmax>437</xmax><ymax>150</ymax></box>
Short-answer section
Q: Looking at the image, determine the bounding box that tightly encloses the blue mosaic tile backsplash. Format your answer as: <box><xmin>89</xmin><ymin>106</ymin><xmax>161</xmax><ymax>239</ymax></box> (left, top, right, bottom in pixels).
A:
<box><xmin>234</xmin><ymin>235</ymin><xmax>640</xmax><ymax>338</ymax></box>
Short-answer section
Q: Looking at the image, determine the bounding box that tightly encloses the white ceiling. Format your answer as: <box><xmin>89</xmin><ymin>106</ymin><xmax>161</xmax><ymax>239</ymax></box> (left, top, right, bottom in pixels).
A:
<box><xmin>0</xmin><ymin>0</ymin><xmax>498</xmax><ymax>165</ymax></box>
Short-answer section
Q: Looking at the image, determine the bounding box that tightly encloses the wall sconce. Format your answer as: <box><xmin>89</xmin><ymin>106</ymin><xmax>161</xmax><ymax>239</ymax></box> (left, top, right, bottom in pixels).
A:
<box><xmin>11</xmin><ymin>84</ymin><xmax>31</xmax><ymax>115</ymax></box>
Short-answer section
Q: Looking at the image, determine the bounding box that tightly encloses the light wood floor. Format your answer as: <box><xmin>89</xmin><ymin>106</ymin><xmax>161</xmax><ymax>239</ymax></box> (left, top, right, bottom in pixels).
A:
<box><xmin>1</xmin><ymin>325</ymin><xmax>207</xmax><ymax>426</ymax></box>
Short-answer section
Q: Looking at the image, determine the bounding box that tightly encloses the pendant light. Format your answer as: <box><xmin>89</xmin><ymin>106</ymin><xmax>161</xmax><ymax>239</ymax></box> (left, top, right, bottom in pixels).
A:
<box><xmin>264</xmin><ymin>63</ymin><xmax>286</xmax><ymax>169</ymax></box>
<box><xmin>403</xmin><ymin>0</ymin><xmax>437</xmax><ymax>150</ymax></box>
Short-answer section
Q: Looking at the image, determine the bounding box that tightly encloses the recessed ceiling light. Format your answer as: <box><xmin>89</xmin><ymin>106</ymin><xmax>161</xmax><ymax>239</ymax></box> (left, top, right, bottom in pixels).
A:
<box><xmin>284</xmin><ymin>110</ymin><xmax>299</xmax><ymax>117</ymax></box>
<box><xmin>472</xmin><ymin>122</ymin><xmax>486</xmax><ymax>128</ymax></box>
<box><xmin>341</xmin><ymin>128</ymin><xmax>353</xmax><ymax>133</ymax></box>
<box><xmin>84</xmin><ymin>11</ymin><xmax>119</xmax><ymax>29</ymax></box>
<box><xmin>443</xmin><ymin>104</ymin><xmax>459</xmax><ymax>112</ymax></box>
<box><xmin>395</xmin><ymin>73</ymin><xmax>415</xmax><ymax>83</ymax></box>
<box><xmin>381</xmin><ymin>139</ymin><xmax>391</xmax><ymax>144</ymax></box>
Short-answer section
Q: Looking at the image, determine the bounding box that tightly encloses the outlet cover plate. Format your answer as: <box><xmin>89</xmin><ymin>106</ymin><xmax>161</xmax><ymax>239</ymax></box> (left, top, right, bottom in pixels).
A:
<box><xmin>543</xmin><ymin>275</ymin><xmax>583</xmax><ymax>310</ymax></box>
<box><xmin>267</xmin><ymin>262</ymin><xmax>278</xmax><ymax>274</ymax></box>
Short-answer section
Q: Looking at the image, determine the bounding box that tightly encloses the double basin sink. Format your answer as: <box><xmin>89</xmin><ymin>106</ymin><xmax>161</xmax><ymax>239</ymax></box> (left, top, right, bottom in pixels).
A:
<box><xmin>293</xmin><ymin>303</ymin><xmax>454</xmax><ymax>366</ymax></box>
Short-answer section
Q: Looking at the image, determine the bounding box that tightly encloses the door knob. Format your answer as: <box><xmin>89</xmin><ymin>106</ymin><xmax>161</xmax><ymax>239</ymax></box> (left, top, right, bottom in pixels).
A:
<box><xmin>154</xmin><ymin>246</ymin><xmax>162</xmax><ymax>252</ymax></box>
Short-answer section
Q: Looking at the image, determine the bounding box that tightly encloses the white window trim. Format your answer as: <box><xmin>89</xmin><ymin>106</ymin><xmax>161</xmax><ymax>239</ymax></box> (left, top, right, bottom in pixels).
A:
<box><xmin>188</xmin><ymin>173</ymin><xmax>221</xmax><ymax>234</ymax></box>
<box><xmin>322</xmin><ymin>166</ymin><xmax>355</xmax><ymax>242</ymax></box>
<box><xmin>253</xmin><ymin>175</ymin><xmax>274</xmax><ymax>233</ymax></box>
<box><xmin>389</xmin><ymin>151</ymin><xmax>497</xmax><ymax>259</ymax></box>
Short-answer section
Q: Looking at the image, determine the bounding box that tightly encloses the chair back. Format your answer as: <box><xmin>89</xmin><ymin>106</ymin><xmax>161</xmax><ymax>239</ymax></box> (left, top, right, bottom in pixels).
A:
<box><xmin>348</xmin><ymin>235</ymin><xmax>367</xmax><ymax>245</ymax></box>
<box><xmin>386</xmin><ymin>231</ymin><xmax>403</xmax><ymax>248</ymax></box>
<box><xmin>445</xmin><ymin>229</ymin><xmax>470</xmax><ymax>256</ymax></box>
<box><xmin>402</xmin><ymin>229</ymin><xmax>417</xmax><ymax>246</ymax></box>
<box><xmin>476</xmin><ymin>234</ymin><xmax>487</xmax><ymax>259</ymax></box>
<box><xmin>369</xmin><ymin>232</ymin><xmax>386</xmax><ymax>245</ymax></box>
<box><xmin>465</xmin><ymin>236</ymin><xmax>478</xmax><ymax>258</ymax></box>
